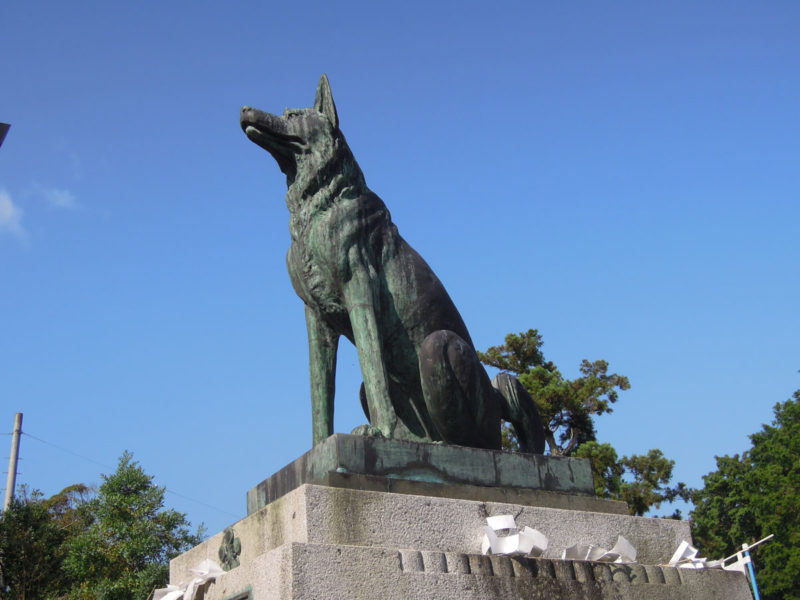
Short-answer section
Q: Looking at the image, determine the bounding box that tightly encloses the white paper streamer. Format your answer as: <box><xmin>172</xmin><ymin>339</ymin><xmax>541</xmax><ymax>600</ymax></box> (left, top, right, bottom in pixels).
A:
<box><xmin>152</xmin><ymin>559</ymin><xmax>225</xmax><ymax>600</ymax></box>
<box><xmin>153</xmin><ymin>587</ymin><xmax>185</xmax><ymax>600</ymax></box>
<box><xmin>609</xmin><ymin>535</ymin><xmax>637</xmax><ymax>563</ymax></box>
<box><xmin>721</xmin><ymin>551</ymin><xmax>751</xmax><ymax>574</ymax></box>
<box><xmin>481</xmin><ymin>515</ymin><xmax>548</xmax><ymax>557</ymax></box>
<box><xmin>668</xmin><ymin>540</ymin><xmax>698</xmax><ymax>565</ymax></box>
<box><xmin>562</xmin><ymin>535</ymin><xmax>637</xmax><ymax>563</ymax></box>
<box><xmin>667</xmin><ymin>540</ymin><xmax>751</xmax><ymax>572</ymax></box>
<box><xmin>667</xmin><ymin>540</ymin><xmax>712</xmax><ymax>569</ymax></box>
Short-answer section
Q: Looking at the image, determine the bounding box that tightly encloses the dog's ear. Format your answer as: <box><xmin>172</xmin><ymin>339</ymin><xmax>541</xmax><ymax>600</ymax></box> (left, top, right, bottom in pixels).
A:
<box><xmin>314</xmin><ymin>74</ymin><xmax>339</xmax><ymax>130</ymax></box>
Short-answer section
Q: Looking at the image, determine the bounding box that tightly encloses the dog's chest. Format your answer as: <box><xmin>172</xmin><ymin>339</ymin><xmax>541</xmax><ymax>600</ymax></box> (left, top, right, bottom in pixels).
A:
<box><xmin>287</xmin><ymin>226</ymin><xmax>348</xmax><ymax>320</ymax></box>
<box><xmin>286</xmin><ymin>193</ymin><xmax>389</xmax><ymax>325</ymax></box>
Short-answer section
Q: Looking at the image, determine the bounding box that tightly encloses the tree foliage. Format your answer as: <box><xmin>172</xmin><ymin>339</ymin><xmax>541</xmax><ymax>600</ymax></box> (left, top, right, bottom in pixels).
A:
<box><xmin>574</xmin><ymin>441</ymin><xmax>623</xmax><ymax>499</ymax></box>
<box><xmin>63</xmin><ymin>452</ymin><xmax>202</xmax><ymax>600</ymax></box>
<box><xmin>479</xmin><ymin>329</ymin><xmax>630</xmax><ymax>455</ymax></box>
<box><xmin>0</xmin><ymin>453</ymin><xmax>202</xmax><ymax>600</ymax></box>
<box><xmin>692</xmin><ymin>389</ymin><xmax>800</xmax><ymax>600</ymax></box>
<box><xmin>0</xmin><ymin>484</ymin><xmax>92</xmax><ymax>599</ymax></box>
<box><xmin>575</xmin><ymin>442</ymin><xmax>690</xmax><ymax>516</ymax></box>
<box><xmin>0</xmin><ymin>489</ymin><xmax>66</xmax><ymax>599</ymax></box>
<box><xmin>618</xmin><ymin>449</ymin><xmax>691</xmax><ymax>517</ymax></box>
<box><xmin>481</xmin><ymin>328</ymin><xmax>689</xmax><ymax>517</ymax></box>
<box><xmin>43</xmin><ymin>483</ymin><xmax>94</xmax><ymax>536</ymax></box>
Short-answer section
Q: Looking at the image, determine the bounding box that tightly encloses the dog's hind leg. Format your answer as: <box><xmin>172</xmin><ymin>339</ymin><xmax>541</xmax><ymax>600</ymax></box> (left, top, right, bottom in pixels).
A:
<box><xmin>418</xmin><ymin>330</ymin><xmax>502</xmax><ymax>449</ymax></box>
<box><xmin>491</xmin><ymin>373</ymin><xmax>546</xmax><ymax>454</ymax></box>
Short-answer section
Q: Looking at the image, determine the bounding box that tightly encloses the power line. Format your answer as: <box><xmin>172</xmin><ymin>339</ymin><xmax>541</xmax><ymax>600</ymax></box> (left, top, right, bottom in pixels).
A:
<box><xmin>22</xmin><ymin>432</ymin><xmax>113</xmax><ymax>470</ymax></box>
<box><xmin>21</xmin><ymin>431</ymin><xmax>239</xmax><ymax>519</ymax></box>
<box><xmin>166</xmin><ymin>489</ymin><xmax>239</xmax><ymax>519</ymax></box>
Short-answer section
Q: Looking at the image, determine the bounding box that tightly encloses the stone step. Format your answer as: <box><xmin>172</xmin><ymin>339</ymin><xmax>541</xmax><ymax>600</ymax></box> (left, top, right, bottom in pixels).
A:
<box><xmin>182</xmin><ymin>541</ymin><xmax>752</xmax><ymax>600</ymax></box>
<box><xmin>172</xmin><ymin>483</ymin><xmax>693</xmax><ymax>584</ymax></box>
<box><xmin>169</xmin><ymin>438</ymin><xmax>751</xmax><ymax>599</ymax></box>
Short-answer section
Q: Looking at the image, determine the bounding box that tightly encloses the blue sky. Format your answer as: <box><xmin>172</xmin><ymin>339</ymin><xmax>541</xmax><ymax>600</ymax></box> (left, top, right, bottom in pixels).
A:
<box><xmin>1</xmin><ymin>1</ymin><xmax>798</xmax><ymax>535</ymax></box>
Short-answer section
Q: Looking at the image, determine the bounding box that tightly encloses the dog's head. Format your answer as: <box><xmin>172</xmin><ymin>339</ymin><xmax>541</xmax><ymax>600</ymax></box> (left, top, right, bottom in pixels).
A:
<box><xmin>241</xmin><ymin>74</ymin><xmax>341</xmax><ymax>184</ymax></box>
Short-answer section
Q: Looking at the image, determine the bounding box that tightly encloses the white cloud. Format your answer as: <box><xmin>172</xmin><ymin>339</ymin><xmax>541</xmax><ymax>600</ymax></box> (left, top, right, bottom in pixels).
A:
<box><xmin>0</xmin><ymin>189</ymin><xmax>26</xmax><ymax>239</ymax></box>
<box><xmin>37</xmin><ymin>185</ymin><xmax>78</xmax><ymax>209</ymax></box>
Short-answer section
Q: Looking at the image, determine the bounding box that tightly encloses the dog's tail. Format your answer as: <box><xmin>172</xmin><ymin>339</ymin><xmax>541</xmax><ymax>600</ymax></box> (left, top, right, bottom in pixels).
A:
<box><xmin>492</xmin><ymin>373</ymin><xmax>546</xmax><ymax>454</ymax></box>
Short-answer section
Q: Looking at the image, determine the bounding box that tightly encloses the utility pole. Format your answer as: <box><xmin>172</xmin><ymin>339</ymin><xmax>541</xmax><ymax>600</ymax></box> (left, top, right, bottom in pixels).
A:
<box><xmin>3</xmin><ymin>412</ymin><xmax>23</xmax><ymax>511</ymax></box>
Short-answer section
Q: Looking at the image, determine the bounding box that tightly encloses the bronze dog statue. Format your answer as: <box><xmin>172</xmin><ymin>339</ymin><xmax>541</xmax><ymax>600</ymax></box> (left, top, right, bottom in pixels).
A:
<box><xmin>241</xmin><ymin>75</ymin><xmax>544</xmax><ymax>452</ymax></box>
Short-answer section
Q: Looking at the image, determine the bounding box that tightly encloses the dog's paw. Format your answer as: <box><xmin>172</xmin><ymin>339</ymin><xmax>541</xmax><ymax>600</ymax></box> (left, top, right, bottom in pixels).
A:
<box><xmin>350</xmin><ymin>424</ymin><xmax>386</xmax><ymax>438</ymax></box>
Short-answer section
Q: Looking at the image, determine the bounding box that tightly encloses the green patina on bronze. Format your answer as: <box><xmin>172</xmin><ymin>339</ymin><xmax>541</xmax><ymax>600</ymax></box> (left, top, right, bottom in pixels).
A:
<box><xmin>220</xmin><ymin>587</ymin><xmax>252</xmax><ymax>600</ymax></box>
<box><xmin>220</xmin><ymin>588</ymin><xmax>252</xmax><ymax>600</ymax></box>
<box><xmin>218</xmin><ymin>527</ymin><xmax>241</xmax><ymax>571</ymax></box>
<box><xmin>241</xmin><ymin>75</ymin><xmax>545</xmax><ymax>453</ymax></box>
<box><xmin>245</xmin><ymin>434</ymin><xmax>600</xmax><ymax>515</ymax></box>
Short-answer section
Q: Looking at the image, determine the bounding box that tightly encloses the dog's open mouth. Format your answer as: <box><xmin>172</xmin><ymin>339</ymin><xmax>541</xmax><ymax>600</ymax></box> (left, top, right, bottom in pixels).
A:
<box><xmin>241</xmin><ymin>109</ymin><xmax>302</xmax><ymax>177</ymax></box>
<box><xmin>243</xmin><ymin>124</ymin><xmax>274</xmax><ymax>149</ymax></box>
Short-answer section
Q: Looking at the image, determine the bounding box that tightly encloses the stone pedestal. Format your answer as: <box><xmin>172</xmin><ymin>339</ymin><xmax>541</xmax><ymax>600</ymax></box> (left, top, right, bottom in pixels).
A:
<box><xmin>170</xmin><ymin>436</ymin><xmax>751</xmax><ymax>599</ymax></box>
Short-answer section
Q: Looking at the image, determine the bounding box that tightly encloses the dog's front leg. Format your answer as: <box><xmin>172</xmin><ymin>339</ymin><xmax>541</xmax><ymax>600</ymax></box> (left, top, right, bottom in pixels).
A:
<box><xmin>345</xmin><ymin>261</ymin><xmax>397</xmax><ymax>439</ymax></box>
<box><xmin>305</xmin><ymin>306</ymin><xmax>339</xmax><ymax>446</ymax></box>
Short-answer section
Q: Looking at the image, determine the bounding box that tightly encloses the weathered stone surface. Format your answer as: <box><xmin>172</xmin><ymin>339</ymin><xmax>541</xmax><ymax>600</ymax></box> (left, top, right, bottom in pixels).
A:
<box><xmin>177</xmin><ymin>541</ymin><xmax>751</xmax><ymax>600</ymax></box>
<box><xmin>173</xmin><ymin>470</ymin><xmax>752</xmax><ymax>600</ymax></box>
<box><xmin>246</xmin><ymin>434</ymin><xmax>597</xmax><ymax>513</ymax></box>
<box><xmin>173</xmin><ymin>483</ymin><xmax>693</xmax><ymax>583</ymax></box>
<box><xmin>321</xmin><ymin>471</ymin><xmax>628</xmax><ymax>514</ymax></box>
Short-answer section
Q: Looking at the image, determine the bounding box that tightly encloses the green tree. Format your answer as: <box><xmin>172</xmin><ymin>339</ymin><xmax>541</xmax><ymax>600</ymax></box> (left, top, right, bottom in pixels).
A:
<box><xmin>575</xmin><ymin>442</ymin><xmax>690</xmax><ymax>516</ymax></box>
<box><xmin>45</xmin><ymin>483</ymin><xmax>95</xmax><ymax>540</ymax></box>
<box><xmin>63</xmin><ymin>452</ymin><xmax>202</xmax><ymax>600</ymax></box>
<box><xmin>574</xmin><ymin>441</ymin><xmax>623</xmax><ymax>499</ymax></box>
<box><xmin>692</xmin><ymin>388</ymin><xmax>800</xmax><ymax>600</ymax></box>
<box><xmin>618</xmin><ymin>449</ymin><xmax>691</xmax><ymax>517</ymax></box>
<box><xmin>0</xmin><ymin>483</ymin><xmax>90</xmax><ymax>599</ymax></box>
<box><xmin>481</xmin><ymin>329</ymin><xmax>689</xmax><ymax>516</ymax></box>
<box><xmin>0</xmin><ymin>489</ymin><xmax>65</xmax><ymax>600</ymax></box>
<box><xmin>479</xmin><ymin>329</ymin><xmax>630</xmax><ymax>455</ymax></box>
